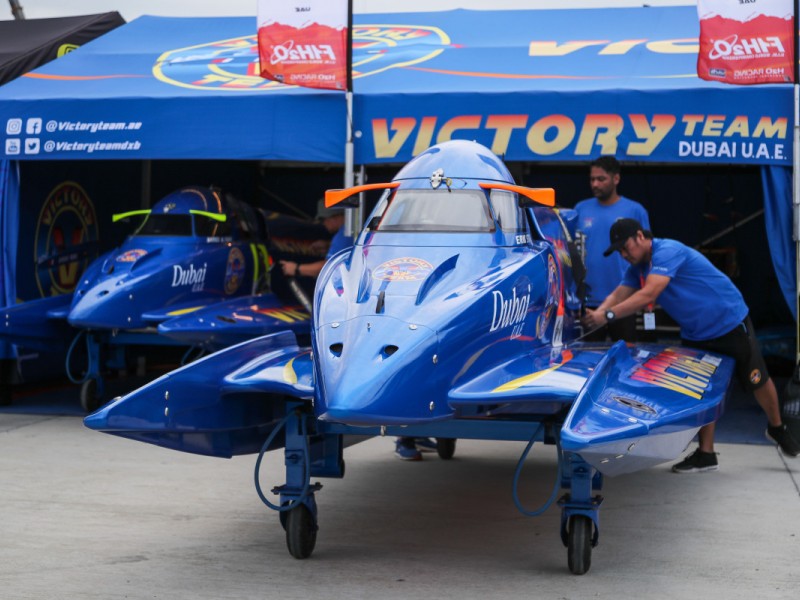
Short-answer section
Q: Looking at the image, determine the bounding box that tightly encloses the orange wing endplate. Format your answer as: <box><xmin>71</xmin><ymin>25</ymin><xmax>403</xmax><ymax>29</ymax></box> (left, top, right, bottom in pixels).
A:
<box><xmin>325</xmin><ymin>182</ymin><xmax>401</xmax><ymax>208</ymax></box>
<box><xmin>479</xmin><ymin>183</ymin><xmax>555</xmax><ymax>207</ymax></box>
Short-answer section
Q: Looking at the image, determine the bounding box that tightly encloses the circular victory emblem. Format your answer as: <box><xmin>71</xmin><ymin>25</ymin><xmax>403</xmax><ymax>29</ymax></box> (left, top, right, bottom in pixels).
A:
<box><xmin>116</xmin><ymin>249</ymin><xmax>148</xmax><ymax>263</ymax></box>
<box><xmin>34</xmin><ymin>181</ymin><xmax>99</xmax><ymax>297</ymax></box>
<box><xmin>153</xmin><ymin>25</ymin><xmax>449</xmax><ymax>91</ymax></box>
<box><xmin>224</xmin><ymin>247</ymin><xmax>246</xmax><ymax>295</ymax></box>
<box><xmin>373</xmin><ymin>257</ymin><xmax>434</xmax><ymax>281</ymax></box>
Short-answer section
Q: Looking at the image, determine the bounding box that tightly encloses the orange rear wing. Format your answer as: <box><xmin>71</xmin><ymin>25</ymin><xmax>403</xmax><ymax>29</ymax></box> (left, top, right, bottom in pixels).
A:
<box><xmin>325</xmin><ymin>182</ymin><xmax>401</xmax><ymax>208</ymax></box>
<box><xmin>479</xmin><ymin>183</ymin><xmax>555</xmax><ymax>207</ymax></box>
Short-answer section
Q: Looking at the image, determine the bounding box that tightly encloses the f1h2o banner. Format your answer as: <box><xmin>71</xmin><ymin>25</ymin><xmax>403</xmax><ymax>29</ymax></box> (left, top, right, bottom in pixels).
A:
<box><xmin>257</xmin><ymin>0</ymin><xmax>351</xmax><ymax>91</ymax></box>
<box><xmin>697</xmin><ymin>0</ymin><xmax>795</xmax><ymax>84</ymax></box>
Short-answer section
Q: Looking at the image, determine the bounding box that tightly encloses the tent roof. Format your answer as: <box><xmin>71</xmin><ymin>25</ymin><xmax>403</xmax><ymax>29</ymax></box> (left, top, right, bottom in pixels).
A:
<box><xmin>0</xmin><ymin>12</ymin><xmax>125</xmax><ymax>86</ymax></box>
<box><xmin>0</xmin><ymin>7</ymin><xmax>792</xmax><ymax>165</ymax></box>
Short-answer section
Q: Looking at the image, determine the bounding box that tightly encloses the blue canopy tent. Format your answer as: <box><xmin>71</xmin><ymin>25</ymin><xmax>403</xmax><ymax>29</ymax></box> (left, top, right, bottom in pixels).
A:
<box><xmin>0</xmin><ymin>7</ymin><xmax>795</xmax><ymax>320</ymax></box>
<box><xmin>0</xmin><ymin>12</ymin><xmax>126</xmax><ymax>371</ymax></box>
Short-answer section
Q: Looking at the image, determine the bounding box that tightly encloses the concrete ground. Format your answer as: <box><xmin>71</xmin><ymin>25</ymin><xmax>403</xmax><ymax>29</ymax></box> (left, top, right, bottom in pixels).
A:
<box><xmin>1</xmin><ymin>413</ymin><xmax>799</xmax><ymax>599</ymax></box>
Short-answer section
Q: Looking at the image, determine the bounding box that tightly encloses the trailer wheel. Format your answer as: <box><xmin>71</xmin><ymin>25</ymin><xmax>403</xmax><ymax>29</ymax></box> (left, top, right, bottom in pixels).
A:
<box><xmin>436</xmin><ymin>438</ymin><xmax>456</xmax><ymax>460</ymax></box>
<box><xmin>285</xmin><ymin>504</ymin><xmax>317</xmax><ymax>559</ymax></box>
<box><xmin>567</xmin><ymin>515</ymin><xmax>592</xmax><ymax>575</ymax></box>
<box><xmin>80</xmin><ymin>379</ymin><xmax>100</xmax><ymax>413</ymax></box>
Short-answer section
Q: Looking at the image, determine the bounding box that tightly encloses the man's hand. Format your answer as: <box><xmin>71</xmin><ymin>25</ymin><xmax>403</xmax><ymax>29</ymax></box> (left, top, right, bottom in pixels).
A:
<box><xmin>582</xmin><ymin>307</ymin><xmax>606</xmax><ymax>330</ymax></box>
<box><xmin>279</xmin><ymin>260</ymin><xmax>298</xmax><ymax>277</ymax></box>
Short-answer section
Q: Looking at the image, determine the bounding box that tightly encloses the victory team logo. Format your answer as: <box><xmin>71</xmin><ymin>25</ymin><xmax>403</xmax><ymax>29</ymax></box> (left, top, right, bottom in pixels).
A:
<box><xmin>224</xmin><ymin>247</ymin><xmax>245</xmax><ymax>295</ymax></box>
<box><xmin>34</xmin><ymin>182</ymin><xmax>99</xmax><ymax>297</ymax></box>
<box><xmin>153</xmin><ymin>25</ymin><xmax>450</xmax><ymax>91</ymax></box>
<box><xmin>373</xmin><ymin>257</ymin><xmax>434</xmax><ymax>281</ymax></box>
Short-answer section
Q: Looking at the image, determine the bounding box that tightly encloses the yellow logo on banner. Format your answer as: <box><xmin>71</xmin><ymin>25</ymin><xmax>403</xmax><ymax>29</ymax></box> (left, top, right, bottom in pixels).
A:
<box><xmin>57</xmin><ymin>44</ymin><xmax>80</xmax><ymax>58</ymax></box>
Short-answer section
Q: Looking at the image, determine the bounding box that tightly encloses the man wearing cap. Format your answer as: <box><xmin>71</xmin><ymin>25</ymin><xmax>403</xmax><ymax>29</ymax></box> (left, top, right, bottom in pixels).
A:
<box><xmin>583</xmin><ymin>218</ymin><xmax>800</xmax><ymax>471</ymax></box>
<box><xmin>575</xmin><ymin>156</ymin><xmax>650</xmax><ymax>342</ymax></box>
<box><xmin>279</xmin><ymin>199</ymin><xmax>351</xmax><ymax>280</ymax></box>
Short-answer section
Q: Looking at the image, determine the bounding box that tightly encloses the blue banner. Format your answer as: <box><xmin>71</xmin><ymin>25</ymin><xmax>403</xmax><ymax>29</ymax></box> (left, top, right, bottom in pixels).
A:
<box><xmin>0</xmin><ymin>8</ymin><xmax>794</xmax><ymax>166</ymax></box>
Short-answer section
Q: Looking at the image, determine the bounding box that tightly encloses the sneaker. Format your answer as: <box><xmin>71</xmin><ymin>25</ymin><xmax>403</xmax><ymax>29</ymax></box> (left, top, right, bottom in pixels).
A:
<box><xmin>766</xmin><ymin>424</ymin><xmax>800</xmax><ymax>458</ymax></box>
<box><xmin>671</xmin><ymin>448</ymin><xmax>719</xmax><ymax>473</ymax></box>
<box><xmin>414</xmin><ymin>438</ymin><xmax>437</xmax><ymax>453</ymax></box>
<box><xmin>395</xmin><ymin>438</ymin><xmax>422</xmax><ymax>461</ymax></box>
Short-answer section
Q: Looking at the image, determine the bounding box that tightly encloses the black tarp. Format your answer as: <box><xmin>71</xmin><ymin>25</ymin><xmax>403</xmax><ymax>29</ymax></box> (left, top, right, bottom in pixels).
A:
<box><xmin>0</xmin><ymin>12</ymin><xmax>125</xmax><ymax>392</ymax></box>
<box><xmin>0</xmin><ymin>12</ymin><xmax>124</xmax><ymax>86</ymax></box>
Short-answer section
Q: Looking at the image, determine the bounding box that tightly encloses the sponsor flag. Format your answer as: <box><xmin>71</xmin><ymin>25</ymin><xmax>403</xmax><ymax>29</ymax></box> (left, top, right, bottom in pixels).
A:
<box><xmin>257</xmin><ymin>0</ymin><xmax>351</xmax><ymax>91</ymax></box>
<box><xmin>697</xmin><ymin>0</ymin><xmax>795</xmax><ymax>84</ymax></box>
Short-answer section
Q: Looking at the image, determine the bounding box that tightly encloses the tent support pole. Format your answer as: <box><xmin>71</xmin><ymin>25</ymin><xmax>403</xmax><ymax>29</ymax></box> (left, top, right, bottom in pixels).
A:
<box><xmin>8</xmin><ymin>1</ymin><xmax>25</xmax><ymax>20</ymax></box>
<box><xmin>794</xmin><ymin>84</ymin><xmax>800</xmax><ymax>365</ymax></box>
<box><xmin>344</xmin><ymin>89</ymin><xmax>359</xmax><ymax>236</ymax></box>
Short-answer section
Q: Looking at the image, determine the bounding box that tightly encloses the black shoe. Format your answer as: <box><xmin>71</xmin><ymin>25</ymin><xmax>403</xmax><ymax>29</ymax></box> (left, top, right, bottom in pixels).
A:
<box><xmin>766</xmin><ymin>424</ymin><xmax>800</xmax><ymax>457</ymax></box>
<box><xmin>671</xmin><ymin>448</ymin><xmax>719</xmax><ymax>473</ymax></box>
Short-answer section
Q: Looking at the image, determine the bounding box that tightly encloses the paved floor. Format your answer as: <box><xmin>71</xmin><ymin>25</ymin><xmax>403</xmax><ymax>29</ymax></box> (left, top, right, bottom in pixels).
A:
<box><xmin>1</xmin><ymin>413</ymin><xmax>798</xmax><ymax>599</ymax></box>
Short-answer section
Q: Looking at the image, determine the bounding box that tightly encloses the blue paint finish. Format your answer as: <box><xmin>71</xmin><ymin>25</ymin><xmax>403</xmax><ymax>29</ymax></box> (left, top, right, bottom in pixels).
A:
<box><xmin>82</xmin><ymin>141</ymin><xmax>737</xmax><ymax>572</ymax></box>
<box><xmin>0</xmin><ymin>185</ymin><xmax>310</xmax><ymax>396</ymax></box>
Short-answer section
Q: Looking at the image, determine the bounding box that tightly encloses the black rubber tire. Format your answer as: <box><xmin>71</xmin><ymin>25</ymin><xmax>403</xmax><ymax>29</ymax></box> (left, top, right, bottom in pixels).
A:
<box><xmin>567</xmin><ymin>515</ymin><xmax>592</xmax><ymax>575</ymax></box>
<box><xmin>0</xmin><ymin>359</ymin><xmax>15</xmax><ymax>406</ymax></box>
<box><xmin>436</xmin><ymin>438</ymin><xmax>456</xmax><ymax>460</ymax></box>
<box><xmin>285</xmin><ymin>504</ymin><xmax>317</xmax><ymax>559</ymax></box>
<box><xmin>80</xmin><ymin>379</ymin><xmax>100</xmax><ymax>413</ymax></box>
<box><xmin>0</xmin><ymin>384</ymin><xmax>12</xmax><ymax>406</ymax></box>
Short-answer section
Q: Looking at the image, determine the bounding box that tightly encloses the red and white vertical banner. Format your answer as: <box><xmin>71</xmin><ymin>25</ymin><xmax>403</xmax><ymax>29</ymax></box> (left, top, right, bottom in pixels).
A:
<box><xmin>697</xmin><ymin>0</ymin><xmax>795</xmax><ymax>84</ymax></box>
<box><xmin>257</xmin><ymin>0</ymin><xmax>350</xmax><ymax>91</ymax></box>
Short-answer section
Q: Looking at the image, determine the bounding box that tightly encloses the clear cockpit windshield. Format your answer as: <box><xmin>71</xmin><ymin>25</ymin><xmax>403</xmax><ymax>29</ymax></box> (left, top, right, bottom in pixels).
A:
<box><xmin>372</xmin><ymin>189</ymin><xmax>494</xmax><ymax>233</ymax></box>
<box><xmin>369</xmin><ymin>188</ymin><xmax>529</xmax><ymax>234</ymax></box>
<box><xmin>137</xmin><ymin>214</ymin><xmax>193</xmax><ymax>236</ymax></box>
<box><xmin>135</xmin><ymin>213</ymin><xmax>232</xmax><ymax>238</ymax></box>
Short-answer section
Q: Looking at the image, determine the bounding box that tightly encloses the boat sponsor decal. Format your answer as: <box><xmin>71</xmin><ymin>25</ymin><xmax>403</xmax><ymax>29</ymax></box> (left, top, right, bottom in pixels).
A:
<box><xmin>550</xmin><ymin>237</ymin><xmax>572</xmax><ymax>267</ymax></box>
<box><xmin>490</xmin><ymin>283</ymin><xmax>531</xmax><ymax>339</ymax></box>
<box><xmin>252</xmin><ymin>305</ymin><xmax>310</xmax><ymax>323</ymax></box>
<box><xmin>165</xmin><ymin>305</ymin><xmax>205</xmax><ymax>317</ymax></box>
<box><xmin>116</xmin><ymin>249</ymin><xmax>147</xmax><ymax>263</ymax></box>
<box><xmin>537</xmin><ymin>254</ymin><xmax>559</xmax><ymax>339</ymax></box>
<box><xmin>373</xmin><ymin>257</ymin><xmax>434</xmax><ymax>281</ymax></box>
<box><xmin>491</xmin><ymin>349</ymin><xmax>576</xmax><ymax>393</ymax></box>
<box><xmin>224</xmin><ymin>247</ymin><xmax>245</xmax><ymax>295</ymax></box>
<box><xmin>172</xmin><ymin>262</ymin><xmax>207</xmax><ymax>292</ymax></box>
<box><xmin>630</xmin><ymin>347</ymin><xmax>719</xmax><ymax>399</ymax></box>
<box><xmin>282</xmin><ymin>350</ymin><xmax>313</xmax><ymax>384</ymax></box>
<box><xmin>515</xmin><ymin>234</ymin><xmax>532</xmax><ymax>245</ymax></box>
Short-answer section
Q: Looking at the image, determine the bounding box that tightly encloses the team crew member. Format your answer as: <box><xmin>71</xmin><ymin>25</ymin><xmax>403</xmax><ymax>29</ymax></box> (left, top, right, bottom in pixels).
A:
<box><xmin>575</xmin><ymin>156</ymin><xmax>650</xmax><ymax>341</ymax></box>
<box><xmin>279</xmin><ymin>200</ymin><xmax>350</xmax><ymax>280</ymax></box>
<box><xmin>583</xmin><ymin>218</ymin><xmax>800</xmax><ymax>472</ymax></box>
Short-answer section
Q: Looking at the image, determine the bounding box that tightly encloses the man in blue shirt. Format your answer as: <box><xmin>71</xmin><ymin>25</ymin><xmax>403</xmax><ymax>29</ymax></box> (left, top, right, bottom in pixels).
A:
<box><xmin>279</xmin><ymin>200</ymin><xmax>352</xmax><ymax>280</ymax></box>
<box><xmin>583</xmin><ymin>218</ymin><xmax>800</xmax><ymax>471</ymax></box>
<box><xmin>575</xmin><ymin>156</ymin><xmax>650</xmax><ymax>342</ymax></box>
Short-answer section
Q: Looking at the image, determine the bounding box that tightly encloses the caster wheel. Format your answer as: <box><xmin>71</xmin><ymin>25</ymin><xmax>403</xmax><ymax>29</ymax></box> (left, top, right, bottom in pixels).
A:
<box><xmin>80</xmin><ymin>379</ymin><xmax>101</xmax><ymax>413</ymax></box>
<box><xmin>436</xmin><ymin>437</ymin><xmax>456</xmax><ymax>460</ymax></box>
<box><xmin>285</xmin><ymin>504</ymin><xmax>317</xmax><ymax>559</ymax></box>
<box><xmin>0</xmin><ymin>384</ymin><xmax>12</xmax><ymax>407</ymax></box>
<box><xmin>567</xmin><ymin>515</ymin><xmax>592</xmax><ymax>575</ymax></box>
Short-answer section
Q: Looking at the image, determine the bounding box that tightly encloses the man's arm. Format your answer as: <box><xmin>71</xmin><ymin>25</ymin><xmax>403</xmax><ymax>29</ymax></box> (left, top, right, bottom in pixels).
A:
<box><xmin>609</xmin><ymin>273</ymin><xmax>670</xmax><ymax>318</ymax></box>
<box><xmin>595</xmin><ymin>285</ymin><xmax>636</xmax><ymax>313</ymax></box>
<box><xmin>582</xmin><ymin>284</ymin><xmax>635</xmax><ymax>329</ymax></box>
<box><xmin>582</xmin><ymin>274</ymin><xmax>670</xmax><ymax>328</ymax></box>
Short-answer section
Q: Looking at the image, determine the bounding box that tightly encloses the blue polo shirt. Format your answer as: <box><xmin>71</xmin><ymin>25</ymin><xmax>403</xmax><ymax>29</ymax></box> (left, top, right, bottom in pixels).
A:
<box><xmin>327</xmin><ymin>226</ymin><xmax>354</xmax><ymax>259</ymax></box>
<box><xmin>574</xmin><ymin>196</ymin><xmax>650</xmax><ymax>306</ymax></box>
<box><xmin>621</xmin><ymin>238</ymin><xmax>748</xmax><ymax>341</ymax></box>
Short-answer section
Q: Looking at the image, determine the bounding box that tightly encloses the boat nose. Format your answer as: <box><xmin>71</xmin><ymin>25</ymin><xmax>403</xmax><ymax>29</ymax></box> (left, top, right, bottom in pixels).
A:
<box><xmin>315</xmin><ymin>317</ymin><xmax>448</xmax><ymax>425</ymax></box>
